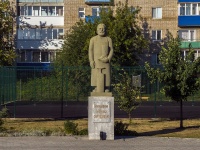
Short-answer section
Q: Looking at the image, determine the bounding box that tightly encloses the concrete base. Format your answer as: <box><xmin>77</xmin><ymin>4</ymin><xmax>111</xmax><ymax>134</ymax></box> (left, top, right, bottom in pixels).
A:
<box><xmin>88</xmin><ymin>96</ymin><xmax>114</xmax><ymax>140</ymax></box>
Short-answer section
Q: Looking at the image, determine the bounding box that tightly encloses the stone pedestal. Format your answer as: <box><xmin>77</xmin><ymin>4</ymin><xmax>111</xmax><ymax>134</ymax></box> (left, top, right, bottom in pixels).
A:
<box><xmin>88</xmin><ymin>96</ymin><xmax>114</xmax><ymax>140</ymax></box>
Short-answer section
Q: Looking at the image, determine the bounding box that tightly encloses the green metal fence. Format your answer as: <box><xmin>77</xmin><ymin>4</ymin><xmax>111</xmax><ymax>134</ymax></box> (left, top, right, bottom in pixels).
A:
<box><xmin>0</xmin><ymin>66</ymin><xmax>200</xmax><ymax>105</ymax></box>
<box><xmin>0</xmin><ymin>67</ymin><xmax>16</xmax><ymax>105</ymax></box>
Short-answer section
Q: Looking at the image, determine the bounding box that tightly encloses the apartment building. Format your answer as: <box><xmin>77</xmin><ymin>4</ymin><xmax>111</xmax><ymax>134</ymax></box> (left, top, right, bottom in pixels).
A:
<box><xmin>16</xmin><ymin>0</ymin><xmax>64</xmax><ymax>67</ymax></box>
<box><xmin>14</xmin><ymin>0</ymin><xmax>200</xmax><ymax>66</ymax></box>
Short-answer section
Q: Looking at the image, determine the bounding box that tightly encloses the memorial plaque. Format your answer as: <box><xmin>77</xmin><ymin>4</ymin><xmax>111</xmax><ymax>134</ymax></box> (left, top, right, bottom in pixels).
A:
<box><xmin>93</xmin><ymin>101</ymin><xmax>111</xmax><ymax>123</ymax></box>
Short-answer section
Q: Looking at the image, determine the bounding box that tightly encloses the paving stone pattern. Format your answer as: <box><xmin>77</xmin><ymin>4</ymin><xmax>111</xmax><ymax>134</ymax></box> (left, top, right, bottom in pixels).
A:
<box><xmin>0</xmin><ymin>136</ymin><xmax>200</xmax><ymax>150</ymax></box>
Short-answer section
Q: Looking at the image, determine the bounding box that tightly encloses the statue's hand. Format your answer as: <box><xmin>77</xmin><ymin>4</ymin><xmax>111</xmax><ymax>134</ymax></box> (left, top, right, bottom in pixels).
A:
<box><xmin>90</xmin><ymin>61</ymin><xmax>95</xmax><ymax>69</ymax></box>
<box><xmin>99</xmin><ymin>57</ymin><xmax>109</xmax><ymax>63</ymax></box>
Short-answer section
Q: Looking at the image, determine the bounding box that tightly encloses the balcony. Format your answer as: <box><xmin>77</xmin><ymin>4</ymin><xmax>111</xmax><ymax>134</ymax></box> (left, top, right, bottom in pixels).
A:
<box><xmin>180</xmin><ymin>41</ymin><xmax>200</xmax><ymax>49</ymax></box>
<box><xmin>178</xmin><ymin>16</ymin><xmax>200</xmax><ymax>27</ymax></box>
<box><xmin>85</xmin><ymin>0</ymin><xmax>111</xmax><ymax>5</ymax></box>
<box><xmin>178</xmin><ymin>0</ymin><xmax>200</xmax><ymax>2</ymax></box>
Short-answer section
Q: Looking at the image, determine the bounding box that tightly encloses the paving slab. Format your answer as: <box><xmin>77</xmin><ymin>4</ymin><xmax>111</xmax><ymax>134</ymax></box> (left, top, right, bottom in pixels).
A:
<box><xmin>0</xmin><ymin>136</ymin><xmax>200</xmax><ymax>150</ymax></box>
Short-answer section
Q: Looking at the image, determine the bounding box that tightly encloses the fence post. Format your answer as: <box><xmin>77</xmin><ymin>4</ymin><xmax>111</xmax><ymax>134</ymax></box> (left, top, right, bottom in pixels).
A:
<box><xmin>65</xmin><ymin>66</ymin><xmax>68</xmax><ymax>106</ymax></box>
<box><xmin>154</xmin><ymin>80</ymin><xmax>157</xmax><ymax>118</ymax></box>
<box><xmin>61</xmin><ymin>63</ymin><xmax>64</xmax><ymax>118</ymax></box>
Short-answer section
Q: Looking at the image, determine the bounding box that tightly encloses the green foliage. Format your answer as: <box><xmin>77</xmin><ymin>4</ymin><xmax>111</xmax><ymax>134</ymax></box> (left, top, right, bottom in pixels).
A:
<box><xmin>0</xmin><ymin>107</ymin><xmax>10</xmax><ymax>131</ymax></box>
<box><xmin>78</xmin><ymin>128</ymin><xmax>88</xmax><ymax>135</ymax></box>
<box><xmin>145</xmin><ymin>33</ymin><xmax>200</xmax><ymax>102</ymax></box>
<box><xmin>64</xmin><ymin>120</ymin><xmax>79</xmax><ymax>135</ymax></box>
<box><xmin>0</xmin><ymin>107</ymin><xmax>10</xmax><ymax>118</ymax></box>
<box><xmin>0</xmin><ymin>0</ymin><xmax>16</xmax><ymax>66</ymax></box>
<box><xmin>113</xmin><ymin>70</ymin><xmax>142</xmax><ymax>123</ymax></box>
<box><xmin>63</xmin><ymin>120</ymin><xmax>88</xmax><ymax>135</ymax></box>
<box><xmin>145</xmin><ymin>32</ymin><xmax>200</xmax><ymax>128</ymax></box>
<box><xmin>114</xmin><ymin>121</ymin><xmax>128</xmax><ymax>135</ymax></box>
<box><xmin>56</xmin><ymin>1</ymin><xmax>148</xmax><ymax>67</ymax></box>
<box><xmin>114</xmin><ymin>121</ymin><xmax>138</xmax><ymax>136</ymax></box>
<box><xmin>17</xmin><ymin>75</ymin><xmax>62</xmax><ymax>101</ymax></box>
<box><xmin>16</xmin><ymin>67</ymin><xmax>91</xmax><ymax>101</ymax></box>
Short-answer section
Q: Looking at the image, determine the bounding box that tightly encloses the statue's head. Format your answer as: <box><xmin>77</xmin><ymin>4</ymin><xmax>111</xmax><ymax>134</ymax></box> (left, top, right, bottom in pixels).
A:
<box><xmin>97</xmin><ymin>23</ymin><xmax>106</xmax><ymax>37</ymax></box>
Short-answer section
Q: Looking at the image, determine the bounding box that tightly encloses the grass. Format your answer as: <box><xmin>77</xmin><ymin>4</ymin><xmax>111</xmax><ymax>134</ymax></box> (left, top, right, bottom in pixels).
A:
<box><xmin>1</xmin><ymin>118</ymin><xmax>200</xmax><ymax>138</ymax></box>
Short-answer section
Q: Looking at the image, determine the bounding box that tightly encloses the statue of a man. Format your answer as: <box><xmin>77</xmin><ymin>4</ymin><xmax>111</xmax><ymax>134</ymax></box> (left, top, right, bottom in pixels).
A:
<box><xmin>89</xmin><ymin>23</ymin><xmax>114</xmax><ymax>94</ymax></box>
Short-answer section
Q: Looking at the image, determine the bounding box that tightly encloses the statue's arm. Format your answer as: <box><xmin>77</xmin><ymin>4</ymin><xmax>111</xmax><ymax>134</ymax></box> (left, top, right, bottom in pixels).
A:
<box><xmin>108</xmin><ymin>37</ymin><xmax>114</xmax><ymax>62</ymax></box>
<box><xmin>89</xmin><ymin>38</ymin><xmax>95</xmax><ymax>68</ymax></box>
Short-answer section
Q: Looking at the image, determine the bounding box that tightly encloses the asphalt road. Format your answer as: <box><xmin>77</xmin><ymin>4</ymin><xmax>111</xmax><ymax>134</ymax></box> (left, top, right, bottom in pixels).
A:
<box><xmin>1</xmin><ymin>101</ymin><xmax>200</xmax><ymax>119</ymax></box>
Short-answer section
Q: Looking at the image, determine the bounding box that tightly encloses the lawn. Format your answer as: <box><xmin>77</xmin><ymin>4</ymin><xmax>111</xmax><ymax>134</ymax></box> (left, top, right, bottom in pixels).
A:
<box><xmin>1</xmin><ymin>118</ymin><xmax>200</xmax><ymax>138</ymax></box>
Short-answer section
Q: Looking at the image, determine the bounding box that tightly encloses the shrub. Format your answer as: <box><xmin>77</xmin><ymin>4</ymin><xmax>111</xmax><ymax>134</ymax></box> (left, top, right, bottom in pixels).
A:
<box><xmin>114</xmin><ymin>121</ymin><xmax>129</xmax><ymax>136</ymax></box>
<box><xmin>64</xmin><ymin>120</ymin><xmax>78</xmax><ymax>135</ymax></box>
<box><xmin>0</xmin><ymin>107</ymin><xmax>10</xmax><ymax>118</ymax></box>
<box><xmin>64</xmin><ymin>120</ymin><xmax>88</xmax><ymax>135</ymax></box>
<box><xmin>78</xmin><ymin>128</ymin><xmax>88</xmax><ymax>135</ymax></box>
<box><xmin>114</xmin><ymin>121</ymin><xmax>138</xmax><ymax>136</ymax></box>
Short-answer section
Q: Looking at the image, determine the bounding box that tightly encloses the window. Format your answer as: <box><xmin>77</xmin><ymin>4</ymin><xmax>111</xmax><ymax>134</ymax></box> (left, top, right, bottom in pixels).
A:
<box><xmin>50</xmin><ymin>51</ymin><xmax>55</xmax><ymax>62</ymax></box>
<box><xmin>156</xmin><ymin>54</ymin><xmax>160</xmax><ymax>64</ymax></box>
<box><xmin>180</xmin><ymin>4</ymin><xmax>185</xmax><ymax>15</ymax></box>
<box><xmin>20</xmin><ymin>51</ymin><xmax>26</xmax><ymax>62</ymax></box>
<box><xmin>17</xmin><ymin>50</ymin><xmax>58</xmax><ymax>62</ymax></box>
<box><xmin>152</xmin><ymin>8</ymin><xmax>162</xmax><ymax>19</ymax></box>
<box><xmin>178</xmin><ymin>30</ymin><xmax>195</xmax><ymax>41</ymax></box>
<box><xmin>41</xmin><ymin>52</ymin><xmax>48</xmax><ymax>62</ymax></box>
<box><xmin>17</xmin><ymin>28</ymin><xmax>64</xmax><ymax>40</ymax></box>
<box><xmin>186</xmin><ymin>4</ymin><xmax>191</xmax><ymax>15</ymax></box>
<box><xmin>192</xmin><ymin>4</ymin><xmax>197</xmax><ymax>15</ymax></box>
<box><xmin>78</xmin><ymin>8</ymin><xmax>85</xmax><ymax>18</ymax></box>
<box><xmin>32</xmin><ymin>52</ymin><xmax>40</xmax><ymax>62</ymax></box>
<box><xmin>179</xmin><ymin>3</ymin><xmax>200</xmax><ymax>15</ymax></box>
<box><xmin>41</xmin><ymin>6</ymin><xmax>48</xmax><ymax>16</ymax></box>
<box><xmin>18</xmin><ymin>6</ymin><xmax>63</xmax><ymax>16</ymax></box>
<box><xmin>48</xmin><ymin>6</ymin><xmax>56</xmax><ymax>16</ymax></box>
<box><xmin>92</xmin><ymin>7</ymin><xmax>100</xmax><ymax>16</ymax></box>
<box><xmin>56</xmin><ymin>6</ymin><xmax>63</xmax><ymax>16</ymax></box>
<box><xmin>58</xmin><ymin>29</ymin><xmax>64</xmax><ymax>39</ymax></box>
<box><xmin>53</xmin><ymin>29</ymin><xmax>57</xmax><ymax>39</ymax></box>
<box><xmin>33</xmin><ymin>6</ymin><xmax>40</xmax><ymax>16</ymax></box>
<box><xmin>152</xmin><ymin>30</ymin><xmax>162</xmax><ymax>41</ymax></box>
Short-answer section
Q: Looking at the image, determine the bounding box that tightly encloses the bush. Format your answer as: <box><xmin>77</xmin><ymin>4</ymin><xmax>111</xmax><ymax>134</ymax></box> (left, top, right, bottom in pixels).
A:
<box><xmin>64</xmin><ymin>120</ymin><xmax>88</xmax><ymax>135</ymax></box>
<box><xmin>114</xmin><ymin>121</ymin><xmax>138</xmax><ymax>136</ymax></box>
<box><xmin>0</xmin><ymin>107</ymin><xmax>10</xmax><ymax>118</ymax></box>
<box><xmin>64</xmin><ymin>120</ymin><xmax>78</xmax><ymax>135</ymax></box>
<box><xmin>78</xmin><ymin>128</ymin><xmax>88</xmax><ymax>135</ymax></box>
<box><xmin>114</xmin><ymin>121</ymin><xmax>129</xmax><ymax>136</ymax></box>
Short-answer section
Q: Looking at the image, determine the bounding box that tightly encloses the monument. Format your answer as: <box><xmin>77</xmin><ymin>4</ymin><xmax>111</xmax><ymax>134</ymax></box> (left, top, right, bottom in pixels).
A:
<box><xmin>88</xmin><ymin>23</ymin><xmax>114</xmax><ymax>140</ymax></box>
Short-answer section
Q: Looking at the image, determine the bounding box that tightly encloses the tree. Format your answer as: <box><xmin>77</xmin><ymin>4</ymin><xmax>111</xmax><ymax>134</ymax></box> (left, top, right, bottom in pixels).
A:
<box><xmin>55</xmin><ymin>1</ymin><xmax>148</xmax><ymax>100</ymax></box>
<box><xmin>113</xmin><ymin>70</ymin><xmax>142</xmax><ymax>123</ymax></box>
<box><xmin>145</xmin><ymin>33</ymin><xmax>200</xmax><ymax>128</ymax></box>
<box><xmin>56</xmin><ymin>1</ymin><xmax>148</xmax><ymax>67</ymax></box>
<box><xmin>0</xmin><ymin>0</ymin><xmax>16</xmax><ymax>66</ymax></box>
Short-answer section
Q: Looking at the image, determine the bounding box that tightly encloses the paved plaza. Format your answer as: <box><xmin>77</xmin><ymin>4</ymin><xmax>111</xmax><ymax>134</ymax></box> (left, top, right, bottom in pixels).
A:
<box><xmin>0</xmin><ymin>136</ymin><xmax>200</xmax><ymax>150</ymax></box>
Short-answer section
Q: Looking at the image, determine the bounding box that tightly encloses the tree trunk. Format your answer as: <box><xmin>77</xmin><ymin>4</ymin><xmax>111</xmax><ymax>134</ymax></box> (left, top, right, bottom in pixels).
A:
<box><xmin>180</xmin><ymin>99</ymin><xmax>183</xmax><ymax>128</ymax></box>
<box><xmin>129</xmin><ymin>112</ymin><xmax>132</xmax><ymax>124</ymax></box>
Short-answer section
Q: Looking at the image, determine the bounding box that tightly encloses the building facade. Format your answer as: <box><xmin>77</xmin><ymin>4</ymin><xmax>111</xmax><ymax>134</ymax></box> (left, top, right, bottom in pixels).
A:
<box><xmin>16</xmin><ymin>0</ymin><xmax>64</xmax><ymax>67</ymax></box>
<box><xmin>15</xmin><ymin>0</ymin><xmax>200</xmax><ymax>66</ymax></box>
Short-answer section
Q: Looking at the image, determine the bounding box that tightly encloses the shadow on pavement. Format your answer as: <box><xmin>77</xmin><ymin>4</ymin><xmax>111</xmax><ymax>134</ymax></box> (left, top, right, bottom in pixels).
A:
<box><xmin>139</xmin><ymin>125</ymin><xmax>200</xmax><ymax>136</ymax></box>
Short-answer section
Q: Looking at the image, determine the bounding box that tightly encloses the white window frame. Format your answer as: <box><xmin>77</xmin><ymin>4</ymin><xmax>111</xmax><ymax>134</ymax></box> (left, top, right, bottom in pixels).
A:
<box><xmin>92</xmin><ymin>7</ymin><xmax>101</xmax><ymax>16</ymax></box>
<box><xmin>18</xmin><ymin>6</ymin><xmax>64</xmax><ymax>16</ymax></box>
<box><xmin>152</xmin><ymin>30</ymin><xmax>162</xmax><ymax>41</ymax></box>
<box><xmin>179</xmin><ymin>3</ymin><xmax>200</xmax><ymax>16</ymax></box>
<box><xmin>78</xmin><ymin>7</ymin><xmax>85</xmax><ymax>18</ymax></box>
<box><xmin>17</xmin><ymin>28</ymin><xmax>64</xmax><ymax>40</ymax></box>
<box><xmin>152</xmin><ymin>7</ymin><xmax>162</xmax><ymax>19</ymax></box>
<box><xmin>178</xmin><ymin>30</ymin><xmax>196</xmax><ymax>41</ymax></box>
